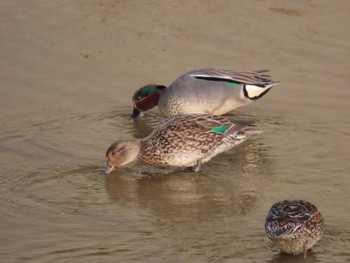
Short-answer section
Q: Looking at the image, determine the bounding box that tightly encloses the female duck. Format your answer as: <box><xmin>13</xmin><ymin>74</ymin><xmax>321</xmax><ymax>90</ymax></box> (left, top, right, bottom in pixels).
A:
<box><xmin>105</xmin><ymin>114</ymin><xmax>261</xmax><ymax>174</ymax></box>
<box><xmin>265</xmin><ymin>200</ymin><xmax>324</xmax><ymax>258</ymax></box>
<box><xmin>131</xmin><ymin>68</ymin><xmax>279</xmax><ymax>118</ymax></box>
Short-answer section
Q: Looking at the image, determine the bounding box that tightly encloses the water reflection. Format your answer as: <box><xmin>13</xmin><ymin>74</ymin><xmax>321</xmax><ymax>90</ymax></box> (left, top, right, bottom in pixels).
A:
<box><xmin>269</xmin><ymin>252</ymin><xmax>318</xmax><ymax>263</ymax></box>
<box><xmin>104</xmin><ymin>139</ymin><xmax>272</xmax><ymax>220</ymax></box>
<box><xmin>130</xmin><ymin>114</ymin><xmax>161</xmax><ymax>138</ymax></box>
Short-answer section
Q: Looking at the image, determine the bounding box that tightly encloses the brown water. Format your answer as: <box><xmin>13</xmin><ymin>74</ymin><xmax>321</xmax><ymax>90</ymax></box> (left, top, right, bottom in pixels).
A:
<box><xmin>1</xmin><ymin>1</ymin><xmax>350</xmax><ymax>262</ymax></box>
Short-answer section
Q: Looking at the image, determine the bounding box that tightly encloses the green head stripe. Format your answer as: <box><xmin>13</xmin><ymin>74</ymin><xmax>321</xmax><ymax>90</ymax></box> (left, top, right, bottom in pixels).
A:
<box><xmin>139</xmin><ymin>86</ymin><xmax>159</xmax><ymax>97</ymax></box>
<box><xmin>211</xmin><ymin>125</ymin><xmax>229</xmax><ymax>133</ymax></box>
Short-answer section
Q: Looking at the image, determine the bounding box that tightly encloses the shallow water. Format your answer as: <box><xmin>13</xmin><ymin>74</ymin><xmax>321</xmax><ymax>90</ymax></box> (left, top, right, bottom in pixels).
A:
<box><xmin>1</xmin><ymin>1</ymin><xmax>350</xmax><ymax>262</ymax></box>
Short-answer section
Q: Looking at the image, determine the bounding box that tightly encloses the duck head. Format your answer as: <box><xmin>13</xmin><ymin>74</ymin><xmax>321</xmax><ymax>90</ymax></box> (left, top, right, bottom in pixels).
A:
<box><xmin>105</xmin><ymin>139</ymin><xmax>141</xmax><ymax>174</ymax></box>
<box><xmin>131</xmin><ymin>84</ymin><xmax>166</xmax><ymax>119</ymax></box>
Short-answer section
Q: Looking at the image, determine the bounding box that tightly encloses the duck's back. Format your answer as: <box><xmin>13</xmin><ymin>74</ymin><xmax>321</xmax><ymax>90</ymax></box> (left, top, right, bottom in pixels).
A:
<box><xmin>158</xmin><ymin>69</ymin><xmax>246</xmax><ymax>115</ymax></box>
<box><xmin>138</xmin><ymin>115</ymin><xmax>256</xmax><ymax>168</ymax></box>
<box><xmin>138</xmin><ymin>115</ymin><xmax>222</xmax><ymax>167</ymax></box>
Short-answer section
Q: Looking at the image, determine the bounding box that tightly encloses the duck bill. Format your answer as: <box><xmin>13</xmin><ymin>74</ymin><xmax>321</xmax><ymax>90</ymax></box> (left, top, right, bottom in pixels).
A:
<box><xmin>130</xmin><ymin>107</ymin><xmax>142</xmax><ymax>119</ymax></box>
<box><xmin>104</xmin><ymin>164</ymin><xmax>116</xmax><ymax>174</ymax></box>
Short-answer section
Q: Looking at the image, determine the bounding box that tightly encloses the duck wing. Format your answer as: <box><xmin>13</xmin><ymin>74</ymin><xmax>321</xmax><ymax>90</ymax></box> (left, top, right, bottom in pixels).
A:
<box><xmin>189</xmin><ymin>68</ymin><xmax>275</xmax><ymax>85</ymax></box>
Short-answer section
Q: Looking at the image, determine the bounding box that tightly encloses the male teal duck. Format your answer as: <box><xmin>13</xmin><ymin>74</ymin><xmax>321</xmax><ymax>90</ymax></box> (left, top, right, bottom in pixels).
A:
<box><xmin>265</xmin><ymin>200</ymin><xmax>324</xmax><ymax>258</ymax></box>
<box><xmin>105</xmin><ymin>114</ymin><xmax>262</xmax><ymax>174</ymax></box>
<box><xmin>131</xmin><ymin>68</ymin><xmax>279</xmax><ymax>118</ymax></box>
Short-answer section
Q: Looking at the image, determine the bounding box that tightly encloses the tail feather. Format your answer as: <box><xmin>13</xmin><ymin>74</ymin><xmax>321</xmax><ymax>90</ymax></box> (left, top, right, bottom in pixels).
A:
<box><xmin>245</xmin><ymin>81</ymin><xmax>279</xmax><ymax>99</ymax></box>
<box><xmin>224</xmin><ymin>120</ymin><xmax>262</xmax><ymax>138</ymax></box>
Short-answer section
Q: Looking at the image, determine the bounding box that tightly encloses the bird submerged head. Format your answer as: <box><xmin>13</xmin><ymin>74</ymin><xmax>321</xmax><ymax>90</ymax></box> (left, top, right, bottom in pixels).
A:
<box><xmin>104</xmin><ymin>139</ymin><xmax>141</xmax><ymax>174</ymax></box>
<box><xmin>130</xmin><ymin>84</ymin><xmax>166</xmax><ymax>119</ymax></box>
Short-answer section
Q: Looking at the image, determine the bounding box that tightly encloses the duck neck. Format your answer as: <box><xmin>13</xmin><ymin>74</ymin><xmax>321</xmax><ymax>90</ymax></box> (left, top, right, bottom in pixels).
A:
<box><xmin>123</xmin><ymin>139</ymin><xmax>142</xmax><ymax>164</ymax></box>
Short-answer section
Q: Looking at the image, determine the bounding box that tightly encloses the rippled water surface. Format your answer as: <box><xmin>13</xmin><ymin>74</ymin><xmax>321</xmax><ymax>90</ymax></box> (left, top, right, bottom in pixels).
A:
<box><xmin>1</xmin><ymin>1</ymin><xmax>350</xmax><ymax>262</ymax></box>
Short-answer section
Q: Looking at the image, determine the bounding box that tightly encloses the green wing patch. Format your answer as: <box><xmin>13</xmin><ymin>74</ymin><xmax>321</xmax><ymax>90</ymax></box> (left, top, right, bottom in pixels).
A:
<box><xmin>211</xmin><ymin>125</ymin><xmax>229</xmax><ymax>133</ymax></box>
<box><xmin>229</xmin><ymin>82</ymin><xmax>239</xmax><ymax>88</ymax></box>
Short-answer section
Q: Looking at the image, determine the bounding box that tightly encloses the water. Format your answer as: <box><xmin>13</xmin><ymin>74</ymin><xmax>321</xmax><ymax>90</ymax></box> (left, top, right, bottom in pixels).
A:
<box><xmin>1</xmin><ymin>1</ymin><xmax>350</xmax><ymax>262</ymax></box>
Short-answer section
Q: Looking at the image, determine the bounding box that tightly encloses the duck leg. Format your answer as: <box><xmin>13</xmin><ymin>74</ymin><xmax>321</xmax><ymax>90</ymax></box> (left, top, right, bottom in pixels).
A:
<box><xmin>303</xmin><ymin>243</ymin><xmax>308</xmax><ymax>259</ymax></box>
<box><xmin>181</xmin><ymin>167</ymin><xmax>195</xmax><ymax>173</ymax></box>
<box><xmin>194</xmin><ymin>160</ymin><xmax>203</xmax><ymax>172</ymax></box>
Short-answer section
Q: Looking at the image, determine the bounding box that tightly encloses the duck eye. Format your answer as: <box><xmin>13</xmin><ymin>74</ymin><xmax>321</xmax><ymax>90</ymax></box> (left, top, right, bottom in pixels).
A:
<box><xmin>300</xmin><ymin>214</ymin><xmax>311</xmax><ymax>221</ymax></box>
<box><xmin>111</xmin><ymin>151</ymin><xmax>117</xmax><ymax>156</ymax></box>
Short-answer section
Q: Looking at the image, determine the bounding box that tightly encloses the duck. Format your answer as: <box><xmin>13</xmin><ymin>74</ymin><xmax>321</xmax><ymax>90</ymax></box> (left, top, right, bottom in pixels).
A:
<box><xmin>265</xmin><ymin>200</ymin><xmax>325</xmax><ymax>258</ymax></box>
<box><xmin>131</xmin><ymin>68</ymin><xmax>279</xmax><ymax>118</ymax></box>
<box><xmin>105</xmin><ymin>114</ymin><xmax>262</xmax><ymax>174</ymax></box>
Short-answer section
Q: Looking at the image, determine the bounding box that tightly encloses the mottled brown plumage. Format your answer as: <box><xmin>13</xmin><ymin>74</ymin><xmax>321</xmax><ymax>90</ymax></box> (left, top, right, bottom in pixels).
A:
<box><xmin>265</xmin><ymin>200</ymin><xmax>324</xmax><ymax>258</ymax></box>
<box><xmin>105</xmin><ymin>114</ymin><xmax>262</xmax><ymax>174</ymax></box>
